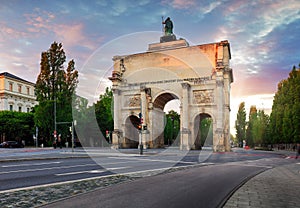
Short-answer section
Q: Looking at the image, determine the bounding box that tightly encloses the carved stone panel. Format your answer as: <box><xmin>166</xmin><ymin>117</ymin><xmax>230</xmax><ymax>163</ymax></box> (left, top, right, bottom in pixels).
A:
<box><xmin>193</xmin><ymin>90</ymin><xmax>214</xmax><ymax>104</ymax></box>
<box><xmin>127</xmin><ymin>95</ymin><xmax>141</xmax><ymax>107</ymax></box>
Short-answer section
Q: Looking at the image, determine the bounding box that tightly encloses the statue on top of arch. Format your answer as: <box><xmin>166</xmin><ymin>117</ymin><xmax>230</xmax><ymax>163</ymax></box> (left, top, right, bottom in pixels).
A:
<box><xmin>162</xmin><ymin>17</ymin><xmax>173</xmax><ymax>36</ymax></box>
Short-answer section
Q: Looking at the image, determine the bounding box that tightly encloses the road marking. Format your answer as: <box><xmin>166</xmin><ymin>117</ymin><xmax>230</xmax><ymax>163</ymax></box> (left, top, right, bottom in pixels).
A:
<box><xmin>108</xmin><ymin>157</ymin><xmax>197</xmax><ymax>164</ymax></box>
<box><xmin>0</xmin><ymin>163</ymin><xmax>97</xmax><ymax>174</ymax></box>
<box><xmin>55</xmin><ymin>170</ymin><xmax>105</xmax><ymax>176</ymax></box>
<box><xmin>1</xmin><ymin>161</ymin><xmax>61</xmax><ymax>168</ymax></box>
<box><xmin>54</xmin><ymin>167</ymin><xmax>130</xmax><ymax>176</ymax></box>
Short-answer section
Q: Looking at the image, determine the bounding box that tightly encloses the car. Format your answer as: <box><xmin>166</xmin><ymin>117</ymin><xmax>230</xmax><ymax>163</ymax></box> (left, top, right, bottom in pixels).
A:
<box><xmin>0</xmin><ymin>141</ymin><xmax>24</xmax><ymax>148</ymax></box>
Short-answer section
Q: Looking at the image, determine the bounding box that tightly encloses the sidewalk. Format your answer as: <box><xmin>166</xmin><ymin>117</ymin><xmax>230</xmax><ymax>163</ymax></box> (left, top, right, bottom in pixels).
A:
<box><xmin>223</xmin><ymin>162</ymin><xmax>300</xmax><ymax>208</ymax></box>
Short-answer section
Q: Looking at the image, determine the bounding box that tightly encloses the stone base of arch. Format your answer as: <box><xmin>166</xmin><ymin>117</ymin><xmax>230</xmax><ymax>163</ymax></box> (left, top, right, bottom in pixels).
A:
<box><xmin>180</xmin><ymin>128</ymin><xmax>191</xmax><ymax>150</ymax></box>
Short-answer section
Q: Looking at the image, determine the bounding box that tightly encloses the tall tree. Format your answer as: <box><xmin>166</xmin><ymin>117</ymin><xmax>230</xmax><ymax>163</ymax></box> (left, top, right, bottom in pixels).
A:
<box><xmin>34</xmin><ymin>42</ymin><xmax>78</xmax><ymax>145</ymax></box>
<box><xmin>270</xmin><ymin>64</ymin><xmax>300</xmax><ymax>144</ymax></box>
<box><xmin>94</xmin><ymin>87</ymin><xmax>114</xmax><ymax>142</ymax></box>
<box><xmin>235</xmin><ymin>102</ymin><xmax>246</xmax><ymax>147</ymax></box>
<box><xmin>246</xmin><ymin>105</ymin><xmax>257</xmax><ymax>147</ymax></box>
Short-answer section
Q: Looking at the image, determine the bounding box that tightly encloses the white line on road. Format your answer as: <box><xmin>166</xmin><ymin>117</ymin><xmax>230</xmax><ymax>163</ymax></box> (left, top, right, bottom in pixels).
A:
<box><xmin>0</xmin><ymin>163</ymin><xmax>97</xmax><ymax>174</ymax></box>
<box><xmin>108</xmin><ymin>157</ymin><xmax>197</xmax><ymax>164</ymax></box>
<box><xmin>1</xmin><ymin>161</ymin><xmax>61</xmax><ymax>168</ymax></box>
<box><xmin>55</xmin><ymin>167</ymin><xmax>130</xmax><ymax>176</ymax></box>
<box><xmin>55</xmin><ymin>170</ymin><xmax>106</xmax><ymax>176</ymax></box>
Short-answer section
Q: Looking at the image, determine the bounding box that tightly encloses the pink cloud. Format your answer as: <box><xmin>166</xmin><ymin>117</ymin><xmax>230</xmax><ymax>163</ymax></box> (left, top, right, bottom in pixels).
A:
<box><xmin>55</xmin><ymin>24</ymin><xmax>97</xmax><ymax>50</ymax></box>
<box><xmin>162</xmin><ymin>0</ymin><xmax>196</xmax><ymax>9</ymax></box>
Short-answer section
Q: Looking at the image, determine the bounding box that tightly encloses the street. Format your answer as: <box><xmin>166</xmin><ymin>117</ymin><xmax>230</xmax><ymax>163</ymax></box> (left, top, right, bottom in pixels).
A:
<box><xmin>0</xmin><ymin>148</ymin><xmax>293</xmax><ymax>193</ymax></box>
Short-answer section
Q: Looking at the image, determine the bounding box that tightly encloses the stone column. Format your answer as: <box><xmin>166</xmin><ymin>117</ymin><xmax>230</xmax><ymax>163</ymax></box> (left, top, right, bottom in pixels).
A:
<box><xmin>112</xmin><ymin>89</ymin><xmax>121</xmax><ymax>149</ymax></box>
<box><xmin>224</xmin><ymin>75</ymin><xmax>231</xmax><ymax>152</ymax></box>
<box><xmin>214</xmin><ymin>72</ymin><xmax>225</xmax><ymax>152</ymax></box>
<box><xmin>180</xmin><ymin>83</ymin><xmax>191</xmax><ymax>150</ymax></box>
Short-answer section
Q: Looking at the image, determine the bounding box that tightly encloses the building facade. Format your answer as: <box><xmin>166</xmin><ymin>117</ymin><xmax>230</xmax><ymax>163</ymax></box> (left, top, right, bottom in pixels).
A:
<box><xmin>0</xmin><ymin>72</ymin><xmax>37</xmax><ymax>113</ymax></box>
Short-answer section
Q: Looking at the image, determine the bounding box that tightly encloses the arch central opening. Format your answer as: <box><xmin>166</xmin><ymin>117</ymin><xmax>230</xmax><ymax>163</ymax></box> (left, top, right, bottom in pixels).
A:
<box><xmin>194</xmin><ymin>113</ymin><xmax>213</xmax><ymax>150</ymax></box>
<box><xmin>153</xmin><ymin>92</ymin><xmax>180</xmax><ymax>147</ymax></box>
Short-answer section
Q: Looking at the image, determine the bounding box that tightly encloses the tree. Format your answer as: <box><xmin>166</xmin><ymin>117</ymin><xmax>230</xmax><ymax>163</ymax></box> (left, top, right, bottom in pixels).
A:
<box><xmin>164</xmin><ymin>110</ymin><xmax>180</xmax><ymax>145</ymax></box>
<box><xmin>270</xmin><ymin>64</ymin><xmax>300</xmax><ymax>144</ymax></box>
<box><xmin>200</xmin><ymin>117</ymin><xmax>213</xmax><ymax>146</ymax></box>
<box><xmin>0</xmin><ymin>111</ymin><xmax>34</xmax><ymax>145</ymax></box>
<box><xmin>94</xmin><ymin>87</ymin><xmax>114</xmax><ymax>142</ymax></box>
<box><xmin>34</xmin><ymin>42</ymin><xmax>78</xmax><ymax>145</ymax></box>
<box><xmin>235</xmin><ymin>102</ymin><xmax>246</xmax><ymax>147</ymax></box>
<box><xmin>246</xmin><ymin>105</ymin><xmax>257</xmax><ymax>147</ymax></box>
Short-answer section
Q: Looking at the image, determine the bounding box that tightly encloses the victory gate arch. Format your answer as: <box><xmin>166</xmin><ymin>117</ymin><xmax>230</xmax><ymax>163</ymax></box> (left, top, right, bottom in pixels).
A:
<box><xmin>109</xmin><ymin>37</ymin><xmax>233</xmax><ymax>152</ymax></box>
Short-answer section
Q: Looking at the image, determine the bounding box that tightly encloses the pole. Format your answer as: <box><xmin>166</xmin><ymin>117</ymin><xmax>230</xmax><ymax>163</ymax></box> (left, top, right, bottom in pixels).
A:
<box><xmin>139</xmin><ymin>88</ymin><xmax>143</xmax><ymax>155</ymax></box>
<box><xmin>36</xmin><ymin>126</ymin><xmax>38</xmax><ymax>148</ymax></box>
<box><xmin>72</xmin><ymin>121</ymin><xmax>74</xmax><ymax>152</ymax></box>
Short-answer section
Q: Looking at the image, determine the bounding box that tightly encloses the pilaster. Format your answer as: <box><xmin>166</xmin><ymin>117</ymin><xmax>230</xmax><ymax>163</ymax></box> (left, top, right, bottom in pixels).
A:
<box><xmin>180</xmin><ymin>83</ymin><xmax>191</xmax><ymax>150</ymax></box>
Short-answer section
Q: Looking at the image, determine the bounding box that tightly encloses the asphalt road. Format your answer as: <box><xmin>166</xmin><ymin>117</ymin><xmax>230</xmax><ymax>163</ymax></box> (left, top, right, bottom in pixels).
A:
<box><xmin>41</xmin><ymin>163</ymin><xmax>270</xmax><ymax>208</ymax></box>
<box><xmin>0</xmin><ymin>152</ymin><xmax>201</xmax><ymax>192</ymax></box>
<box><xmin>0</xmin><ymin>148</ymin><xmax>291</xmax><ymax>195</ymax></box>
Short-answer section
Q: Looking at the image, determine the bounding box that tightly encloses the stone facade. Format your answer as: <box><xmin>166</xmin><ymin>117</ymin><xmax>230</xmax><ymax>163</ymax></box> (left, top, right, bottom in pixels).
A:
<box><xmin>0</xmin><ymin>72</ymin><xmax>37</xmax><ymax>113</ymax></box>
<box><xmin>109</xmin><ymin>38</ymin><xmax>233</xmax><ymax>152</ymax></box>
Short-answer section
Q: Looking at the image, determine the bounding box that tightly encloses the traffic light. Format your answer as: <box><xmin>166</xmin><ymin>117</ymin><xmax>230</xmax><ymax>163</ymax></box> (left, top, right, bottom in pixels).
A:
<box><xmin>138</xmin><ymin>124</ymin><xmax>142</xmax><ymax>130</ymax></box>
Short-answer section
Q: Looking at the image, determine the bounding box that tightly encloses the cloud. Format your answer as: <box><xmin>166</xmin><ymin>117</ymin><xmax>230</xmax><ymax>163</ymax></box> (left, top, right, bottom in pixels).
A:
<box><xmin>162</xmin><ymin>0</ymin><xmax>196</xmax><ymax>9</ymax></box>
<box><xmin>24</xmin><ymin>8</ymin><xmax>56</xmax><ymax>34</ymax></box>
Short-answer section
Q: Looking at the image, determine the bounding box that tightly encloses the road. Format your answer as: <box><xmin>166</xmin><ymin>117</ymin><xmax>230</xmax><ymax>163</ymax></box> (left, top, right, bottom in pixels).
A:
<box><xmin>0</xmin><ymin>148</ymin><xmax>292</xmax><ymax>193</ymax></box>
<box><xmin>40</xmin><ymin>156</ymin><xmax>296</xmax><ymax>208</ymax></box>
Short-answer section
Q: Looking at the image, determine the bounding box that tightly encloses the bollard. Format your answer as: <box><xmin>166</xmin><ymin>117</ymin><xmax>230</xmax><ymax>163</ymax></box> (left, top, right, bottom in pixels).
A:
<box><xmin>139</xmin><ymin>144</ymin><xmax>143</xmax><ymax>155</ymax></box>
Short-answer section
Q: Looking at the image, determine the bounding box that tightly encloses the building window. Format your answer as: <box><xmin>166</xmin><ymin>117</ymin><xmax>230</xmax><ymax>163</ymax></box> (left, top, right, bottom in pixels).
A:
<box><xmin>18</xmin><ymin>85</ymin><xmax>22</xmax><ymax>93</ymax></box>
<box><xmin>9</xmin><ymin>105</ymin><xmax>13</xmax><ymax>111</ymax></box>
<box><xmin>9</xmin><ymin>83</ymin><xmax>13</xmax><ymax>91</ymax></box>
<box><xmin>19</xmin><ymin>106</ymin><xmax>22</xmax><ymax>112</ymax></box>
<box><xmin>27</xmin><ymin>87</ymin><xmax>30</xmax><ymax>95</ymax></box>
<box><xmin>27</xmin><ymin>108</ymin><xmax>30</xmax><ymax>113</ymax></box>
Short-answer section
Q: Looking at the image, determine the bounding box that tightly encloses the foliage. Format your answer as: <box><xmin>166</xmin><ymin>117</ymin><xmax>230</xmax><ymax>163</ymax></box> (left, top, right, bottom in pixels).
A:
<box><xmin>200</xmin><ymin>117</ymin><xmax>213</xmax><ymax>146</ymax></box>
<box><xmin>164</xmin><ymin>110</ymin><xmax>180</xmax><ymax>145</ymax></box>
<box><xmin>34</xmin><ymin>42</ymin><xmax>78</xmax><ymax>145</ymax></box>
<box><xmin>235</xmin><ymin>102</ymin><xmax>246</xmax><ymax>147</ymax></box>
<box><xmin>94</xmin><ymin>87</ymin><xmax>114</xmax><ymax>142</ymax></box>
<box><xmin>0</xmin><ymin>111</ymin><xmax>34</xmax><ymax>145</ymax></box>
<box><xmin>269</xmin><ymin>65</ymin><xmax>300</xmax><ymax>144</ymax></box>
<box><xmin>245</xmin><ymin>105</ymin><xmax>257</xmax><ymax>147</ymax></box>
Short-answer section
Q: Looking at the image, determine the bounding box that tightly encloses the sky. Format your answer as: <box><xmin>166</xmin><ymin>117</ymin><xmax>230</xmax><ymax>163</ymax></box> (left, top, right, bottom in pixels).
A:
<box><xmin>1</xmin><ymin>0</ymin><xmax>300</xmax><ymax>134</ymax></box>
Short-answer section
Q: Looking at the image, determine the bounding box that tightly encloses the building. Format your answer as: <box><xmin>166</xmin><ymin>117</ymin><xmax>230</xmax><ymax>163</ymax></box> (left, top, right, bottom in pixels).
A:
<box><xmin>0</xmin><ymin>72</ymin><xmax>37</xmax><ymax>113</ymax></box>
<box><xmin>109</xmin><ymin>35</ymin><xmax>233</xmax><ymax>152</ymax></box>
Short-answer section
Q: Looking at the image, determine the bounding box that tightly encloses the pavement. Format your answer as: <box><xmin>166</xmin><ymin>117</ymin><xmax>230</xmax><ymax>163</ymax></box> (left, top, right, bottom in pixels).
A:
<box><xmin>1</xmin><ymin>147</ymin><xmax>299</xmax><ymax>207</ymax></box>
<box><xmin>223</xmin><ymin>162</ymin><xmax>300</xmax><ymax>208</ymax></box>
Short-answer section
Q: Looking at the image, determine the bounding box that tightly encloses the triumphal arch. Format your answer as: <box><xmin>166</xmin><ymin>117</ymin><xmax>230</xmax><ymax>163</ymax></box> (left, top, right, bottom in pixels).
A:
<box><xmin>109</xmin><ymin>34</ymin><xmax>233</xmax><ymax>152</ymax></box>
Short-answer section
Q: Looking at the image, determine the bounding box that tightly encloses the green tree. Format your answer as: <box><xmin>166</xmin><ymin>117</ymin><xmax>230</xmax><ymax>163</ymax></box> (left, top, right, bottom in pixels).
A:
<box><xmin>252</xmin><ymin>110</ymin><xmax>270</xmax><ymax>146</ymax></box>
<box><xmin>164</xmin><ymin>110</ymin><xmax>180</xmax><ymax>145</ymax></box>
<box><xmin>200</xmin><ymin>117</ymin><xmax>213</xmax><ymax>146</ymax></box>
<box><xmin>270</xmin><ymin>65</ymin><xmax>300</xmax><ymax>144</ymax></box>
<box><xmin>0</xmin><ymin>111</ymin><xmax>34</xmax><ymax>145</ymax></box>
<box><xmin>94</xmin><ymin>87</ymin><xmax>114</xmax><ymax>142</ymax></box>
<box><xmin>34</xmin><ymin>42</ymin><xmax>78</xmax><ymax>145</ymax></box>
<box><xmin>246</xmin><ymin>105</ymin><xmax>257</xmax><ymax>147</ymax></box>
<box><xmin>235</xmin><ymin>102</ymin><xmax>246</xmax><ymax>147</ymax></box>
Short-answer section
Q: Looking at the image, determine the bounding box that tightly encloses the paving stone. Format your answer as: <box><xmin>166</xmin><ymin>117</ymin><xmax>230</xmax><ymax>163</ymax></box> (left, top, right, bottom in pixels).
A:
<box><xmin>224</xmin><ymin>163</ymin><xmax>300</xmax><ymax>208</ymax></box>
